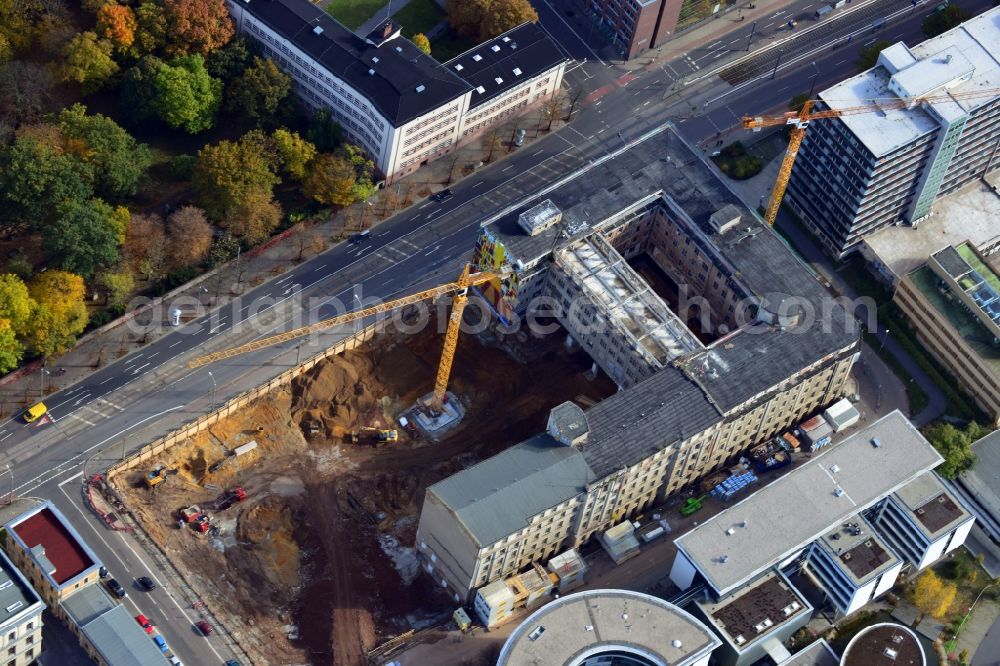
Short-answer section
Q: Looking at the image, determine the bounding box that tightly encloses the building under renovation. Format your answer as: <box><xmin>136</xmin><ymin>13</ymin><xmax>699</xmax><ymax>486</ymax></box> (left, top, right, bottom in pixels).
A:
<box><xmin>415</xmin><ymin>124</ymin><xmax>861</xmax><ymax>602</ymax></box>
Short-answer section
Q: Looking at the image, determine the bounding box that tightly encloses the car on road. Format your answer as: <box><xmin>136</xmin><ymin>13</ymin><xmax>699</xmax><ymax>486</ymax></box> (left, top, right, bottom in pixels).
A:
<box><xmin>99</xmin><ymin>566</ymin><xmax>108</xmax><ymax>579</ymax></box>
<box><xmin>106</xmin><ymin>578</ymin><xmax>126</xmax><ymax>599</ymax></box>
<box><xmin>195</xmin><ymin>620</ymin><xmax>215</xmax><ymax>636</ymax></box>
<box><xmin>136</xmin><ymin>576</ymin><xmax>156</xmax><ymax>591</ymax></box>
<box><xmin>431</xmin><ymin>189</ymin><xmax>453</xmax><ymax>202</ymax></box>
<box><xmin>135</xmin><ymin>614</ymin><xmax>154</xmax><ymax>634</ymax></box>
<box><xmin>153</xmin><ymin>635</ymin><xmax>169</xmax><ymax>653</ymax></box>
<box><xmin>169</xmin><ymin>657</ymin><xmax>183</xmax><ymax>666</ymax></box>
<box><xmin>349</xmin><ymin>229</ymin><xmax>371</xmax><ymax>244</ymax></box>
<box><xmin>22</xmin><ymin>403</ymin><xmax>46</xmax><ymax>423</ymax></box>
<box><xmin>224</xmin><ymin>661</ymin><xmax>241</xmax><ymax>666</ymax></box>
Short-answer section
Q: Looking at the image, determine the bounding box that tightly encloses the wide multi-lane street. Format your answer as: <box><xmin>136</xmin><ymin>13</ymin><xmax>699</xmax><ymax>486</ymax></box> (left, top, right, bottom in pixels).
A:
<box><xmin>4</xmin><ymin>0</ymin><xmax>991</xmax><ymax>662</ymax></box>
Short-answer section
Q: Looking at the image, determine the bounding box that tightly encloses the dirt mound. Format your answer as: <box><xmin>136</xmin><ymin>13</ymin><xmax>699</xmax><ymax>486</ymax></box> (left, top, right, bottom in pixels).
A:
<box><xmin>235</xmin><ymin>495</ymin><xmax>300</xmax><ymax>590</ymax></box>
<box><xmin>293</xmin><ymin>349</ymin><xmax>386</xmax><ymax>439</ymax></box>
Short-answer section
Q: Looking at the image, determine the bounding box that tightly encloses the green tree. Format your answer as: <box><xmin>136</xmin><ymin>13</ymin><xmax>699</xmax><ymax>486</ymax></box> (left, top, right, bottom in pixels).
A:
<box><xmin>340</xmin><ymin>143</ymin><xmax>377</xmax><ymax>201</ymax></box>
<box><xmin>193</xmin><ymin>133</ymin><xmax>280</xmax><ymax>219</ymax></box>
<box><xmin>303</xmin><ymin>153</ymin><xmax>356</xmax><ymax>206</ymax></box>
<box><xmin>412</xmin><ymin>33</ymin><xmax>431</xmax><ymax>55</ymax></box>
<box><xmin>0</xmin><ymin>134</ymin><xmax>94</xmax><ymax>234</ymax></box>
<box><xmin>163</xmin><ymin>0</ymin><xmax>235</xmax><ymax>56</ymax></box>
<box><xmin>913</xmin><ymin>570</ymin><xmax>957</xmax><ymax>622</ymax></box>
<box><xmin>26</xmin><ymin>270</ymin><xmax>88</xmax><ymax>357</ymax></box>
<box><xmin>57</xmin><ymin>104</ymin><xmax>152</xmax><ymax>201</ymax></box>
<box><xmin>120</xmin><ymin>55</ymin><xmax>165</xmax><ymax>124</ymax></box>
<box><xmin>225</xmin><ymin>56</ymin><xmax>291</xmax><ymax>125</ymax></box>
<box><xmin>59</xmin><ymin>31</ymin><xmax>118</xmax><ymax>93</ymax></box>
<box><xmin>789</xmin><ymin>93</ymin><xmax>810</xmax><ymax>113</ymax></box>
<box><xmin>479</xmin><ymin>0</ymin><xmax>538</xmax><ymax>39</ymax></box>
<box><xmin>0</xmin><ymin>319</ymin><xmax>22</xmax><ymax>373</ymax></box>
<box><xmin>131</xmin><ymin>1</ymin><xmax>167</xmax><ymax>57</ymax></box>
<box><xmin>271</xmin><ymin>128</ymin><xmax>316</xmax><ymax>181</ymax></box>
<box><xmin>856</xmin><ymin>39</ymin><xmax>893</xmax><ymax>72</ymax></box>
<box><xmin>305</xmin><ymin>108</ymin><xmax>342</xmax><ymax>152</ymax></box>
<box><xmin>0</xmin><ymin>273</ymin><xmax>33</xmax><ymax>337</ymax></box>
<box><xmin>205</xmin><ymin>35</ymin><xmax>251</xmax><ymax>82</ymax></box>
<box><xmin>47</xmin><ymin>198</ymin><xmax>122</xmax><ymax>278</ymax></box>
<box><xmin>924</xmin><ymin>421</ymin><xmax>984</xmax><ymax>479</ymax></box>
<box><xmin>221</xmin><ymin>191</ymin><xmax>281</xmax><ymax>245</ymax></box>
<box><xmin>98</xmin><ymin>269</ymin><xmax>134</xmax><ymax>310</ymax></box>
<box><xmin>923</xmin><ymin>5</ymin><xmax>971</xmax><ymax>38</ymax></box>
<box><xmin>152</xmin><ymin>54</ymin><xmax>223</xmax><ymax>133</ymax></box>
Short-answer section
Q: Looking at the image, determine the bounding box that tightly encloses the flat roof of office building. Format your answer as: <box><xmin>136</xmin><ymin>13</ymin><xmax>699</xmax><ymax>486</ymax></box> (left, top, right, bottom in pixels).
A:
<box><xmin>674</xmin><ymin>412</ymin><xmax>942</xmax><ymax>596</ymax></box>
<box><xmin>62</xmin><ymin>585</ymin><xmax>169</xmax><ymax>666</ymax></box>
<box><xmin>959</xmin><ymin>428</ymin><xmax>1000</xmax><ymax>531</ymax></box>
<box><xmin>816</xmin><ymin>517</ymin><xmax>899</xmax><ymax>584</ymax></box>
<box><xmin>841</xmin><ymin>623</ymin><xmax>924</xmax><ymax>666</ymax></box>
<box><xmin>0</xmin><ymin>549</ymin><xmax>41</xmax><ymax>626</ymax></box>
<box><xmin>7</xmin><ymin>502</ymin><xmax>99</xmax><ymax>587</ymax></box>
<box><xmin>445</xmin><ymin>22</ymin><xmax>567</xmax><ymax>110</ymax></box>
<box><xmin>234</xmin><ymin>0</ymin><xmax>471</xmax><ymax>126</ymax></box>
<box><xmin>820</xmin><ymin>6</ymin><xmax>1000</xmax><ymax>157</ymax></box>
<box><xmin>700</xmin><ymin>573</ymin><xmax>809</xmax><ymax>651</ymax></box>
<box><xmin>497</xmin><ymin>589</ymin><xmax>721</xmax><ymax>666</ymax></box>
<box><xmin>893</xmin><ymin>473</ymin><xmax>972</xmax><ymax>540</ymax></box>
<box><xmin>863</xmin><ymin>179</ymin><xmax>1000</xmax><ymax>279</ymax></box>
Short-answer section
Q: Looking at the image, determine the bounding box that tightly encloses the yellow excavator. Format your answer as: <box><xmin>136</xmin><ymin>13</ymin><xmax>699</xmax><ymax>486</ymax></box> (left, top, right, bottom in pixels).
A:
<box><xmin>188</xmin><ymin>264</ymin><xmax>502</xmax><ymax>411</ymax></box>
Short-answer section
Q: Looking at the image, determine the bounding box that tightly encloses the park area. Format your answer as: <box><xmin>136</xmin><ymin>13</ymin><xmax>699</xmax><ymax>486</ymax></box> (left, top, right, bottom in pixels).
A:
<box><xmin>115</xmin><ymin>316</ymin><xmax>615</xmax><ymax>664</ymax></box>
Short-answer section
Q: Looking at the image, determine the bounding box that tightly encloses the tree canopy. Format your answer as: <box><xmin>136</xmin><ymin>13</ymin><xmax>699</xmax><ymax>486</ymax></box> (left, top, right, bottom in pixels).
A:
<box><xmin>57</xmin><ymin>104</ymin><xmax>152</xmax><ymax>201</ymax></box>
<box><xmin>271</xmin><ymin>128</ymin><xmax>316</xmax><ymax>181</ymax></box>
<box><xmin>96</xmin><ymin>3</ymin><xmax>137</xmax><ymax>52</ymax></box>
<box><xmin>151</xmin><ymin>54</ymin><xmax>223</xmax><ymax>133</ymax></box>
<box><xmin>25</xmin><ymin>270</ymin><xmax>88</xmax><ymax>357</ymax></box>
<box><xmin>193</xmin><ymin>132</ymin><xmax>281</xmax><ymax>219</ymax></box>
<box><xmin>303</xmin><ymin>153</ymin><xmax>357</xmax><ymax>206</ymax></box>
<box><xmin>922</xmin><ymin>5</ymin><xmax>971</xmax><ymax>38</ymax></box>
<box><xmin>132</xmin><ymin>1</ymin><xmax>167</xmax><ymax>57</ymax></box>
<box><xmin>446</xmin><ymin>0</ymin><xmax>537</xmax><ymax>41</ymax></box>
<box><xmin>913</xmin><ymin>570</ymin><xmax>956</xmax><ymax>621</ymax></box>
<box><xmin>305</xmin><ymin>108</ymin><xmax>342</xmax><ymax>152</ymax></box>
<box><xmin>412</xmin><ymin>33</ymin><xmax>431</xmax><ymax>55</ymax></box>
<box><xmin>856</xmin><ymin>39</ymin><xmax>893</xmax><ymax>72</ymax></box>
<box><xmin>47</xmin><ymin>198</ymin><xmax>123</xmax><ymax>279</ymax></box>
<box><xmin>59</xmin><ymin>31</ymin><xmax>118</xmax><ymax>93</ymax></box>
<box><xmin>225</xmin><ymin>56</ymin><xmax>292</xmax><ymax>125</ymax></box>
<box><xmin>166</xmin><ymin>205</ymin><xmax>214</xmax><ymax>267</ymax></box>
<box><xmin>163</xmin><ymin>0</ymin><xmax>235</xmax><ymax>56</ymax></box>
<box><xmin>924</xmin><ymin>421</ymin><xmax>985</xmax><ymax>479</ymax></box>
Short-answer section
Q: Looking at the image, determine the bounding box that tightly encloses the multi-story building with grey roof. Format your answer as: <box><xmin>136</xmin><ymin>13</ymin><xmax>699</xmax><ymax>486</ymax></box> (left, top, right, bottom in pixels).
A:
<box><xmin>0</xmin><ymin>549</ymin><xmax>43</xmax><ymax>666</ymax></box>
<box><xmin>784</xmin><ymin>6</ymin><xmax>1000</xmax><ymax>259</ymax></box>
<box><xmin>416</xmin><ymin>123</ymin><xmax>860</xmax><ymax>601</ymax></box>
<box><xmin>224</xmin><ymin>0</ymin><xmax>566</xmax><ymax>183</ymax></box>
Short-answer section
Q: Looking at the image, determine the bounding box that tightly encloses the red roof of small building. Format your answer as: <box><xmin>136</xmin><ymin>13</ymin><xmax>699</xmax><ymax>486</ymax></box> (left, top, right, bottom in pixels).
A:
<box><xmin>12</xmin><ymin>508</ymin><xmax>93</xmax><ymax>585</ymax></box>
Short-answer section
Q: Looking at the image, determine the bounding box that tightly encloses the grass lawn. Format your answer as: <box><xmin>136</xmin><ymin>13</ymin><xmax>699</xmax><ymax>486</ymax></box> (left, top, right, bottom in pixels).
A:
<box><xmin>430</xmin><ymin>28</ymin><xmax>479</xmax><ymax>62</ymax></box>
<box><xmin>392</xmin><ymin>0</ymin><xmax>444</xmax><ymax>37</ymax></box>
<box><xmin>325</xmin><ymin>0</ymin><xmax>386</xmax><ymax>30</ymax></box>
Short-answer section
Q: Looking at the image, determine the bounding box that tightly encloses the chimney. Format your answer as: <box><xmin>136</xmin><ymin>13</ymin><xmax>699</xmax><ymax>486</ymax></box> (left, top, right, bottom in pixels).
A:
<box><xmin>381</xmin><ymin>21</ymin><xmax>393</xmax><ymax>39</ymax></box>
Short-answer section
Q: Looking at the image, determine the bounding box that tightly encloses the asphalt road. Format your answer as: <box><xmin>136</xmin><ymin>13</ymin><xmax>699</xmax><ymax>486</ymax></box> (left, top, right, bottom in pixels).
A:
<box><xmin>6</xmin><ymin>0</ymin><xmax>993</xmax><ymax>661</ymax></box>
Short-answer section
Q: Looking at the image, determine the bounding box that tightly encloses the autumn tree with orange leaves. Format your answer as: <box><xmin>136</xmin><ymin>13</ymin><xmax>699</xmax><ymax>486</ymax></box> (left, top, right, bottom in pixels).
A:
<box><xmin>96</xmin><ymin>3</ymin><xmax>137</xmax><ymax>51</ymax></box>
<box><xmin>163</xmin><ymin>0</ymin><xmax>234</xmax><ymax>57</ymax></box>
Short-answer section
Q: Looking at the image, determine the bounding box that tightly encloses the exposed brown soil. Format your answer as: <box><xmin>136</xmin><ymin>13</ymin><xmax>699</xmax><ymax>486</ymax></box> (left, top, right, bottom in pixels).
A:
<box><xmin>118</xmin><ymin>317</ymin><xmax>616</xmax><ymax>665</ymax></box>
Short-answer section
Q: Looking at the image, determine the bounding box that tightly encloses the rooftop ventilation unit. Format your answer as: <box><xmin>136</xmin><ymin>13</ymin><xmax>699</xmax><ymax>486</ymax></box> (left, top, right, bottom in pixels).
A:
<box><xmin>719</xmin><ymin>555</ymin><xmax>729</xmax><ymax>563</ymax></box>
<box><xmin>472</xmin><ymin>54</ymin><xmax>482</xmax><ymax>61</ymax></box>
<box><xmin>491</xmin><ymin>44</ymin><xmax>501</xmax><ymax>52</ymax></box>
<box><xmin>513</xmin><ymin>67</ymin><xmax>522</xmax><ymax>76</ymax></box>
<box><xmin>871</xmin><ymin>437</ymin><xmax>882</xmax><ymax>448</ymax></box>
<box><xmin>495</xmin><ymin>77</ymin><xmax>503</xmax><ymax>84</ymax></box>
<box><xmin>735</xmin><ymin>635</ymin><xmax>746</xmax><ymax>645</ymax></box>
<box><xmin>415</xmin><ymin>84</ymin><xmax>425</xmax><ymax>93</ymax></box>
<box><xmin>475</xmin><ymin>85</ymin><xmax>486</xmax><ymax>94</ymax></box>
<box><xmin>831</xmin><ymin>464</ymin><xmax>840</xmax><ymax>473</ymax></box>
<box><xmin>372</xmin><ymin>56</ymin><xmax>379</xmax><ymax>63</ymax></box>
<box><xmin>502</xmin><ymin>36</ymin><xmax>511</xmax><ymax>42</ymax></box>
<box><xmin>884</xmin><ymin>647</ymin><xmax>899</xmax><ymax>660</ymax></box>
<box><xmin>4</xmin><ymin>601</ymin><xmax>21</xmax><ymax>613</ymax></box>
<box><xmin>313</xmin><ymin>25</ymin><xmax>324</xmax><ymax>35</ymax></box>
<box><xmin>395</xmin><ymin>46</ymin><xmax>403</xmax><ymax>53</ymax></box>
<box><xmin>834</xmin><ymin>487</ymin><xmax>845</xmax><ymax>497</ymax></box>
<box><xmin>454</xmin><ymin>63</ymin><xmax>463</xmax><ymax>71</ymax></box>
<box><xmin>726</xmin><ymin>528</ymin><xmax>735</xmax><ymax>535</ymax></box>
<box><xmin>368</xmin><ymin>68</ymin><xmax>375</xmax><ymax>75</ymax></box>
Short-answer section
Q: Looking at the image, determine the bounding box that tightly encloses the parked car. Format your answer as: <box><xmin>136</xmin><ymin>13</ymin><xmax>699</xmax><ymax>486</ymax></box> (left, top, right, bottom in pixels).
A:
<box><xmin>153</xmin><ymin>635</ymin><xmax>169</xmax><ymax>654</ymax></box>
<box><xmin>349</xmin><ymin>229</ymin><xmax>371</xmax><ymax>244</ymax></box>
<box><xmin>169</xmin><ymin>657</ymin><xmax>183</xmax><ymax>666</ymax></box>
<box><xmin>22</xmin><ymin>402</ymin><xmax>46</xmax><ymax>423</ymax></box>
<box><xmin>224</xmin><ymin>661</ymin><xmax>241</xmax><ymax>666</ymax></box>
<box><xmin>195</xmin><ymin>620</ymin><xmax>215</xmax><ymax>636</ymax></box>
<box><xmin>136</xmin><ymin>576</ymin><xmax>156</xmax><ymax>591</ymax></box>
<box><xmin>513</xmin><ymin>128</ymin><xmax>526</xmax><ymax>147</ymax></box>
<box><xmin>135</xmin><ymin>614</ymin><xmax>153</xmax><ymax>634</ymax></box>
<box><xmin>106</xmin><ymin>578</ymin><xmax>126</xmax><ymax>599</ymax></box>
<box><xmin>98</xmin><ymin>566</ymin><xmax>108</xmax><ymax>579</ymax></box>
<box><xmin>431</xmin><ymin>189</ymin><xmax>453</xmax><ymax>202</ymax></box>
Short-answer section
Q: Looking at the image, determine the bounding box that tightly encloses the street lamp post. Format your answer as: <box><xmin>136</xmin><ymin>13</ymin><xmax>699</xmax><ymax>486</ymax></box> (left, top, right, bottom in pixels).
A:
<box><xmin>208</xmin><ymin>371</ymin><xmax>217</xmax><ymax>412</ymax></box>
<box><xmin>878</xmin><ymin>328</ymin><xmax>891</xmax><ymax>352</ymax></box>
<box><xmin>770</xmin><ymin>49</ymin><xmax>784</xmax><ymax>79</ymax></box>
<box><xmin>946</xmin><ymin>582</ymin><xmax>997</xmax><ymax>653</ymax></box>
<box><xmin>746</xmin><ymin>21</ymin><xmax>757</xmax><ymax>51</ymax></box>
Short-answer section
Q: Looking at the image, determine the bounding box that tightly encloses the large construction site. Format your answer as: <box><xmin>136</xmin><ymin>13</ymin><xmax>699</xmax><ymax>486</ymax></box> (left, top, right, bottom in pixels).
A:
<box><xmin>117</xmin><ymin>317</ymin><xmax>616</xmax><ymax>665</ymax></box>
<box><xmin>114</xmin><ymin>123</ymin><xmax>861</xmax><ymax>665</ymax></box>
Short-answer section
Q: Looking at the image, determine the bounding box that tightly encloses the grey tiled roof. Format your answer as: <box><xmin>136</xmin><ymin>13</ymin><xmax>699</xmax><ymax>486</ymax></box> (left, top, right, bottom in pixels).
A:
<box><xmin>427</xmin><ymin>434</ymin><xmax>594</xmax><ymax>546</ymax></box>
<box><xmin>236</xmin><ymin>0</ymin><xmax>471</xmax><ymax>126</ymax></box>
<box><xmin>580</xmin><ymin>366</ymin><xmax>721</xmax><ymax>478</ymax></box>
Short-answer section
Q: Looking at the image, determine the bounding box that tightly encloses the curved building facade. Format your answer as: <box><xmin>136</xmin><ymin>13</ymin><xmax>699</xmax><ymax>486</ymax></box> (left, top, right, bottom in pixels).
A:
<box><xmin>497</xmin><ymin>589</ymin><xmax>720</xmax><ymax>666</ymax></box>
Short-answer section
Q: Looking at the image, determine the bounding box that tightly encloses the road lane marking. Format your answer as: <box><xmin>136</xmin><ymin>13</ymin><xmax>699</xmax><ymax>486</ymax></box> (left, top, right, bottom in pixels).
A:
<box><xmin>66</xmin><ymin>413</ymin><xmax>96</xmax><ymax>426</ymax></box>
<box><xmin>169</xmin><ymin>340</ymin><xmax>183</xmax><ymax>348</ymax></box>
<box><xmin>98</xmin><ymin>398</ymin><xmax>125</xmax><ymax>411</ymax></box>
<box><xmin>131</xmin><ymin>363</ymin><xmax>151</xmax><ymax>374</ymax></box>
<box><xmin>100</xmin><ymin>377</ymin><xmax>113</xmax><ymax>385</ymax></box>
<box><xmin>0</xmin><ymin>433</ymin><xmax>10</xmax><ymax>442</ymax></box>
<box><xmin>502</xmin><ymin>164</ymin><xmax>515</xmax><ymax>172</ymax></box>
<box><xmin>58</xmin><ymin>472</ymin><xmax>82</xmax><ymax>486</ymax></box>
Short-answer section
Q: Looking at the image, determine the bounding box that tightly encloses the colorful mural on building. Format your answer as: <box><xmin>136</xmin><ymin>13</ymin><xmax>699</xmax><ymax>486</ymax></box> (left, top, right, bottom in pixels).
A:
<box><xmin>472</xmin><ymin>229</ymin><xmax>519</xmax><ymax>325</ymax></box>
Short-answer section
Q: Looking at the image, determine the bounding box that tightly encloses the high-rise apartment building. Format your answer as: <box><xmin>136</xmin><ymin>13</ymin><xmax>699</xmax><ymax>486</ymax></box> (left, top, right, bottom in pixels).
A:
<box><xmin>581</xmin><ymin>0</ymin><xmax>721</xmax><ymax>59</ymax></box>
<box><xmin>785</xmin><ymin>7</ymin><xmax>1000</xmax><ymax>259</ymax></box>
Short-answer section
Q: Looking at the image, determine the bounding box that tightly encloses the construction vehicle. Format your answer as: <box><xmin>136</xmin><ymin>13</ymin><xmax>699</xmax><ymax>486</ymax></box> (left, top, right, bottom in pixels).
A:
<box><xmin>189</xmin><ymin>264</ymin><xmax>502</xmax><ymax>412</ymax></box>
<box><xmin>145</xmin><ymin>466</ymin><xmax>169</xmax><ymax>488</ymax></box>
<box><xmin>742</xmin><ymin>86</ymin><xmax>1000</xmax><ymax>227</ymax></box>
<box><xmin>214</xmin><ymin>487</ymin><xmax>247</xmax><ymax>511</ymax></box>
<box><xmin>346</xmin><ymin>428</ymin><xmax>398</xmax><ymax>446</ymax></box>
<box><xmin>192</xmin><ymin>515</ymin><xmax>211</xmax><ymax>533</ymax></box>
<box><xmin>680</xmin><ymin>495</ymin><xmax>707</xmax><ymax>517</ymax></box>
<box><xmin>179</xmin><ymin>506</ymin><xmax>202</xmax><ymax>522</ymax></box>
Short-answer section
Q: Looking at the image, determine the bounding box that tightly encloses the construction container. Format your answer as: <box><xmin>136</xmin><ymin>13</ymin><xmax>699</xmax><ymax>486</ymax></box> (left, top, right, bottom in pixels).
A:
<box><xmin>710</xmin><ymin>471</ymin><xmax>758</xmax><ymax>501</ymax></box>
<box><xmin>800</xmin><ymin>416</ymin><xmax>834</xmax><ymax>451</ymax></box>
<box><xmin>453</xmin><ymin>607</ymin><xmax>472</xmax><ymax>632</ymax></box>
<box><xmin>547</xmin><ymin>549</ymin><xmax>586</xmax><ymax>592</ymax></box>
<box><xmin>511</xmin><ymin>565</ymin><xmax>554</xmax><ymax>610</ymax></box>
<box><xmin>823</xmin><ymin>398</ymin><xmax>861</xmax><ymax>432</ymax></box>
<box><xmin>473</xmin><ymin>580</ymin><xmax>516</xmax><ymax>630</ymax></box>
<box><xmin>233</xmin><ymin>440</ymin><xmax>258</xmax><ymax>457</ymax></box>
<box><xmin>782</xmin><ymin>432</ymin><xmax>801</xmax><ymax>450</ymax></box>
<box><xmin>599</xmin><ymin>521</ymin><xmax>641</xmax><ymax>564</ymax></box>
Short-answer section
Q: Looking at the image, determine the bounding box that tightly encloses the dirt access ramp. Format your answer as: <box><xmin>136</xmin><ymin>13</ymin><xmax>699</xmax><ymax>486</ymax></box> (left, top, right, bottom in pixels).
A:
<box><xmin>117</xmin><ymin>319</ymin><xmax>616</xmax><ymax>665</ymax></box>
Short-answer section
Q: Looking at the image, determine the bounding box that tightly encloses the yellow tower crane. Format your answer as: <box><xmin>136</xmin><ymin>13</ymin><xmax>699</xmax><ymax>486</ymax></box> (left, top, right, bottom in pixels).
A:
<box><xmin>188</xmin><ymin>263</ymin><xmax>500</xmax><ymax>410</ymax></box>
<box><xmin>743</xmin><ymin>87</ymin><xmax>1000</xmax><ymax>227</ymax></box>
